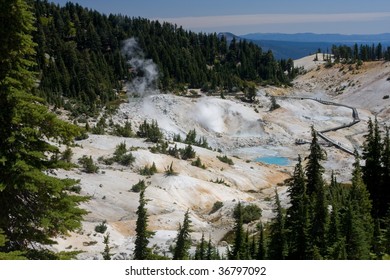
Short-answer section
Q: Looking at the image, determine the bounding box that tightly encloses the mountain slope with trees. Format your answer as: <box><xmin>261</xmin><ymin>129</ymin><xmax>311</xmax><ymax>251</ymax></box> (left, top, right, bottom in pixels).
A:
<box><xmin>32</xmin><ymin>0</ymin><xmax>294</xmax><ymax>115</ymax></box>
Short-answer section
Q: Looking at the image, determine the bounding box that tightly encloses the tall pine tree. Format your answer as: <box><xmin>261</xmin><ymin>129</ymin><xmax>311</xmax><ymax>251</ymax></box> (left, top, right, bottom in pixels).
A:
<box><xmin>133</xmin><ymin>189</ymin><xmax>154</xmax><ymax>260</ymax></box>
<box><xmin>267</xmin><ymin>190</ymin><xmax>288</xmax><ymax>259</ymax></box>
<box><xmin>173</xmin><ymin>210</ymin><xmax>192</xmax><ymax>260</ymax></box>
<box><xmin>0</xmin><ymin>0</ymin><xmax>87</xmax><ymax>256</ymax></box>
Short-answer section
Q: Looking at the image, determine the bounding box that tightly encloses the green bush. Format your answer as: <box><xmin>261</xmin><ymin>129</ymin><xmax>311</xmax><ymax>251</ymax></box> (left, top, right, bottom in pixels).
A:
<box><xmin>131</xmin><ymin>180</ymin><xmax>146</xmax><ymax>192</ymax></box>
<box><xmin>140</xmin><ymin>162</ymin><xmax>157</xmax><ymax>176</ymax></box>
<box><xmin>233</xmin><ymin>203</ymin><xmax>262</xmax><ymax>224</ymax></box>
<box><xmin>95</xmin><ymin>221</ymin><xmax>107</xmax><ymax>234</ymax></box>
<box><xmin>78</xmin><ymin>155</ymin><xmax>99</xmax><ymax>173</ymax></box>
<box><xmin>191</xmin><ymin>157</ymin><xmax>206</xmax><ymax>169</ymax></box>
<box><xmin>113</xmin><ymin>121</ymin><xmax>133</xmax><ymax>137</ymax></box>
<box><xmin>217</xmin><ymin>155</ymin><xmax>234</xmax><ymax>165</ymax></box>
<box><xmin>180</xmin><ymin>144</ymin><xmax>196</xmax><ymax>160</ymax></box>
<box><xmin>209</xmin><ymin>201</ymin><xmax>223</xmax><ymax>214</ymax></box>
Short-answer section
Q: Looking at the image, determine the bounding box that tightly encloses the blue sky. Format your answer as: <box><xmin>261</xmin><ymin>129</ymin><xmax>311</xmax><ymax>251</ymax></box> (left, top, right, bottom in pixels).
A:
<box><xmin>50</xmin><ymin>0</ymin><xmax>390</xmax><ymax>35</ymax></box>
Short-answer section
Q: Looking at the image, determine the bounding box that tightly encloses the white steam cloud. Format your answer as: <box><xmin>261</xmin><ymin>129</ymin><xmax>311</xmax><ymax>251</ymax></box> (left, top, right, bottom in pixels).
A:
<box><xmin>122</xmin><ymin>38</ymin><xmax>159</xmax><ymax>97</ymax></box>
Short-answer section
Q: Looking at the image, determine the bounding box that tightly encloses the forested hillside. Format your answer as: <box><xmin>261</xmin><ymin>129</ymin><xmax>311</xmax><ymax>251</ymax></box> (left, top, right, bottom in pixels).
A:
<box><xmin>33</xmin><ymin>0</ymin><xmax>294</xmax><ymax>115</ymax></box>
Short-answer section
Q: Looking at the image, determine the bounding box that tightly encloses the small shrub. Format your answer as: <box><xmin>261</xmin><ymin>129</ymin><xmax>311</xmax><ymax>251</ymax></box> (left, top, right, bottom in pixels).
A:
<box><xmin>118</xmin><ymin>153</ymin><xmax>135</xmax><ymax>166</ymax></box>
<box><xmin>191</xmin><ymin>156</ymin><xmax>206</xmax><ymax>169</ymax></box>
<box><xmin>164</xmin><ymin>162</ymin><xmax>178</xmax><ymax>176</ymax></box>
<box><xmin>61</xmin><ymin>147</ymin><xmax>73</xmax><ymax>163</ymax></box>
<box><xmin>209</xmin><ymin>201</ymin><xmax>223</xmax><ymax>214</ymax></box>
<box><xmin>78</xmin><ymin>155</ymin><xmax>99</xmax><ymax>173</ymax></box>
<box><xmin>95</xmin><ymin>221</ymin><xmax>107</xmax><ymax>234</ymax></box>
<box><xmin>234</xmin><ymin>204</ymin><xmax>262</xmax><ymax>224</ymax></box>
<box><xmin>180</xmin><ymin>144</ymin><xmax>196</xmax><ymax>160</ymax></box>
<box><xmin>210</xmin><ymin>178</ymin><xmax>230</xmax><ymax>187</ymax></box>
<box><xmin>217</xmin><ymin>155</ymin><xmax>234</xmax><ymax>165</ymax></box>
<box><xmin>113</xmin><ymin>121</ymin><xmax>133</xmax><ymax>137</ymax></box>
<box><xmin>140</xmin><ymin>162</ymin><xmax>158</xmax><ymax>176</ymax></box>
<box><xmin>131</xmin><ymin>180</ymin><xmax>146</xmax><ymax>193</ymax></box>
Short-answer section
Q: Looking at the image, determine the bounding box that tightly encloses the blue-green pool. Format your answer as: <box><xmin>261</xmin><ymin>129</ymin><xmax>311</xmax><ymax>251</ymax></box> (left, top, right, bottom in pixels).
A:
<box><xmin>255</xmin><ymin>156</ymin><xmax>290</xmax><ymax>166</ymax></box>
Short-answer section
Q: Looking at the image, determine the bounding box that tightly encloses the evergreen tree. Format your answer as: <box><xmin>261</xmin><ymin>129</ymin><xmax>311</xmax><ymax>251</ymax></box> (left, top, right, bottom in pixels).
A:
<box><xmin>381</xmin><ymin>127</ymin><xmax>390</xmax><ymax>215</ymax></box>
<box><xmin>305</xmin><ymin>126</ymin><xmax>328</xmax><ymax>257</ymax></box>
<box><xmin>102</xmin><ymin>233</ymin><xmax>112</xmax><ymax>260</ymax></box>
<box><xmin>173</xmin><ymin>210</ymin><xmax>192</xmax><ymax>260</ymax></box>
<box><xmin>0</xmin><ymin>0</ymin><xmax>87</xmax><ymax>255</ymax></box>
<box><xmin>305</xmin><ymin>126</ymin><xmax>326</xmax><ymax>196</ymax></box>
<box><xmin>229</xmin><ymin>202</ymin><xmax>248</xmax><ymax>260</ymax></box>
<box><xmin>362</xmin><ymin>118</ymin><xmax>383</xmax><ymax>217</ymax></box>
<box><xmin>256</xmin><ymin>222</ymin><xmax>266</xmax><ymax>260</ymax></box>
<box><xmin>286</xmin><ymin>156</ymin><xmax>311</xmax><ymax>259</ymax></box>
<box><xmin>268</xmin><ymin>191</ymin><xmax>288</xmax><ymax>259</ymax></box>
<box><xmin>194</xmin><ymin>233</ymin><xmax>206</xmax><ymax>260</ymax></box>
<box><xmin>133</xmin><ymin>189</ymin><xmax>154</xmax><ymax>259</ymax></box>
<box><xmin>344</xmin><ymin>152</ymin><xmax>373</xmax><ymax>259</ymax></box>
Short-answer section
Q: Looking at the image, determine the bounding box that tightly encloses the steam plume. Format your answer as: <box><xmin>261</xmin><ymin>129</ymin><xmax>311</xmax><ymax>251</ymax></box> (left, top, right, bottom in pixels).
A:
<box><xmin>122</xmin><ymin>38</ymin><xmax>159</xmax><ymax>97</ymax></box>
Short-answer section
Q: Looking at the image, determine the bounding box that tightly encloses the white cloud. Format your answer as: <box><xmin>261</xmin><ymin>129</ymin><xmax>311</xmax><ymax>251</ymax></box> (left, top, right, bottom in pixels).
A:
<box><xmin>157</xmin><ymin>12</ymin><xmax>390</xmax><ymax>29</ymax></box>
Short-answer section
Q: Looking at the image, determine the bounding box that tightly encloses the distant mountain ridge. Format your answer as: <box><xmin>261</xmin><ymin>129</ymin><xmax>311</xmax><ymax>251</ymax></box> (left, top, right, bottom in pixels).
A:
<box><xmin>219</xmin><ymin>32</ymin><xmax>390</xmax><ymax>60</ymax></box>
<box><xmin>240</xmin><ymin>32</ymin><xmax>390</xmax><ymax>43</ymax></box>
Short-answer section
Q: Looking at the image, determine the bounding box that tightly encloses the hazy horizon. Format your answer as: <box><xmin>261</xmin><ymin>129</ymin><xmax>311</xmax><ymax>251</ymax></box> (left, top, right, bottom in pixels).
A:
<box><xmin>50</xmin><ymin>0</ymin><xmax>390</xmax><ymax>35</ymax></box>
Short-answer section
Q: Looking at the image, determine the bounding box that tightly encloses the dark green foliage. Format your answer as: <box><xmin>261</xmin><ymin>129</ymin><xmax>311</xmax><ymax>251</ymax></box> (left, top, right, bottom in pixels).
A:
<box><xmin>61</xmin><ymin>147</ymin><xmax>73</xmax><ymax>163</ymax></box>
<box><xmin>131</xmin><ymin>180</ymin><xmax>147</xmax><ymax>193</ymax></box>
<box><xmin>217</xmin><ymin>155</ymin><xmax>234</xmax><ymax>165</ymax></box>
<box><xmin>95</xmin><ymin>221</ymin><xmax>107</xmax><ymax>234</ymax></box>
<box><xmin>184</xmin><ymin>129</ymin><xmax>210</xmax><ymax>149</ymax></box>
<box><xmin>139</xmin><ymin>162</ymin><xmax>157</xmax><ymax>176</ymax></box>
<box><xmin>134</xmin><ymin>189</ymin><xmax>154</xmax><ymax>259</ymax></box>
<box><xmin>180</xmin><ymin>144</ymin><xmax>196</xmax><ymax>160</ymax></box>
<box><xmin>0</xmin><ymin>0</ymin><xmax>87</xmax><ymax>255</ymax></box>
<box><xmin>269</xmin><ymin>96</ymin><xmax>281</xmax><ymax>111</ymax></box>
<box><xmin>256</xmin><ymin>223</ymin><xmax>266</xmax><ymax>260</ymax></box>
<box><xmin>31</xmin><ymin>1</ymin><xmax>292</xmax><ymax>113</ymax></box>
<box><xmin>344</xmin><ymin>152</ymin><xmax>373</xmax><ymax>259</ymax></box>
<box><xmin>102</xmin><ymin>233</ymin><xmax>112</xmax><ymax>260</ymax></box>
<box><xmin>233</xmin><ymin>204</ymin><xmax>262</xmax><ymax>224</ymax></box>
<box><xmin>267</xmin><ymin>191</ymin><xmax>288</xmax><ymax>259</ymax></box>
<box><xmin>78</xmin><ymin>155</ymin><xmax>99</xmax><ymax>173</ymax></box>
<box><xmin>91</xmin><ymin>118</ymin><xmax>107</xmax><ymax>135</ymax></box>
<box><xmin>191</xmin><ymin>156</ymin><xmax>206</xmax><ymax>169</ymax></box>
<box><xmin>362</xmin><ymin>118</ymin><xmax>390</xmax><ymax>218</ymax></box>
<box><xmin>113</xmin><ymin>121</ymin><xmax>133</xmax><ymax>137</ymax></box>
<box><xmin>137</xmin><ymin>120</ymin><xmax>163</xmax><ymax>143</ymax></box>
<box><xmin>104</xmin><ymin>142</ymin><xmax>135</xmax><ymax>166</ymax></box>
<box><xmin>209</xmin><ymin>201</ymin><xmax>223</xmax><ymax>215</ymax></box>
<box><xmin>285</xmin><ymin>156</ymin><xmax>311</xmax><ymax>259</ymax></box>
<box><xmin>331</xmin><ymin>43</ymin><xmax>390</xmax><ymax>63</ymax></box>
<box><xmin>194</xmin><ymin>233</ymin><xmax>207</xmax><ymax>260</ymax></box>
<box><xmin>229</xmin><ymin>202</ymin><xmax>249</xmax><ymax>260</ymax></box>
<box><xmin>173</xmin><ymin>210</ymin><xmax>192</xmax><ymax>260</ymax></box>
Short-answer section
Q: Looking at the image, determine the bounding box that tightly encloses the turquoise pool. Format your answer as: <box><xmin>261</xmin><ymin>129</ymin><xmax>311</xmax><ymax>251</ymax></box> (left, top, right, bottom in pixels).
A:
<box><xmin>255</xmin><ymin>156</ymin><xmax>290</xmax><ymax>166</ymax></box>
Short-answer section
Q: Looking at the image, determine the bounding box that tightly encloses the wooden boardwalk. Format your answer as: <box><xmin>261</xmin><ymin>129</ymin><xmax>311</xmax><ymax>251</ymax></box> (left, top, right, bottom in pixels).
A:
<box><xmin>273</xmin><ymin>96</ymin><xmax>360</xmax><ymax>155</ymax></box>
